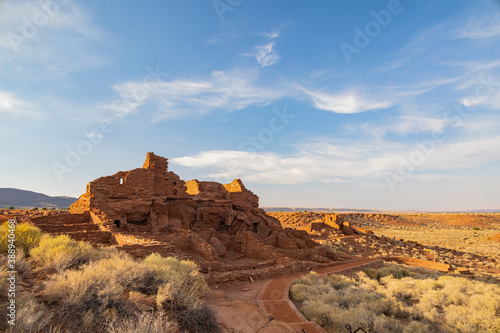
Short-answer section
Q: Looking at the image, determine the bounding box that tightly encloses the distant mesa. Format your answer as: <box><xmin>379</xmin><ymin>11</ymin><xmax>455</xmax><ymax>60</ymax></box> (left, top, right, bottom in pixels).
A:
<box><xmin>0</xmin><ymin>188</ymin><xmax>77</xmax><ymax>209</ymax></box>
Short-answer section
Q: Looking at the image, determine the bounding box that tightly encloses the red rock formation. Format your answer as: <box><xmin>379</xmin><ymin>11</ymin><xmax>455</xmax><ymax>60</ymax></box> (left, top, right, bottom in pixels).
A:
<box><xmin>71</xmin><ymin>152</ymin><xmax>279</xmax><ymax>237</ymax></box>
<box><xmin>66</xmin><ymin>153</ymin><xmax>333</xmax><ymax>282</ymax></box>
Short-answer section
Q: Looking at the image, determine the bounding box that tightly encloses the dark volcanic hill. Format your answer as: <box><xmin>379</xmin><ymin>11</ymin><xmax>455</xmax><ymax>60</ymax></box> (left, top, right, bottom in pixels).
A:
<box><xmin>0</xmin><ymin>188</ymin><xmax>77</xmax><ymax>209</ymax></box>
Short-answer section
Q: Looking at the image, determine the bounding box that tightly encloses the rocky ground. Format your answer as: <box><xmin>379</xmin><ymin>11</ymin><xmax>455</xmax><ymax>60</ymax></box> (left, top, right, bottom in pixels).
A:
<box><xmin>3</xmin><ymin>209</ymin><xmax>499</xmax><ymax>332</ymax></box>
<box><xmin>269</xmin><ymin>212</ymin><xmax>500</xmax><ymax>283</ymax></box>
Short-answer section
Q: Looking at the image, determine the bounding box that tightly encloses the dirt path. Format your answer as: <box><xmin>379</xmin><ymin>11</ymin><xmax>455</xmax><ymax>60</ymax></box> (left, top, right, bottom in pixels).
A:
<box><xmin>256</xmin><ymin>258</ymin><xmax>383</xmax><ymax>333</ymax></box>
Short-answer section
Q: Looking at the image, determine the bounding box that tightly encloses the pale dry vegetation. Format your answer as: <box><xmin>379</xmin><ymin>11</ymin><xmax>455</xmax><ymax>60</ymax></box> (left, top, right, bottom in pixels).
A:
<box><xmin>374</xmin><ymin>227</ymin><xmax>500</xmax><ymax>257</ymax></box>
<box><xmin>0</xmin><ymin>222</ymin><xmax>41</xmax><ymax>254</ymax></box>
<box><xmin>0</xmin><ymin>223</ymin><xmax>219</xmax><ymax>333</ymax></box>
<box><xmin>291</xmin><ymin>264</ymin><xmax>500</xmax><ymax>333</ymax></box>
<box><xmin>30</xmin><ymin>234</ymin><xmax>111</xmax><ymax>272</ymax></box>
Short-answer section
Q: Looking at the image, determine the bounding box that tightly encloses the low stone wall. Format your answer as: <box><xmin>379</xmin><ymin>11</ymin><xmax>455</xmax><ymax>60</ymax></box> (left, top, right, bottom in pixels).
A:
<box><xmin>31</xmin><ymin>212</ymin><xmax>90</xmax><ymax>225</ymax></box>
<box><xmin>65</xmin><ymin>230</ymin><xmax>115</xmax><ymax>245</ymax></box>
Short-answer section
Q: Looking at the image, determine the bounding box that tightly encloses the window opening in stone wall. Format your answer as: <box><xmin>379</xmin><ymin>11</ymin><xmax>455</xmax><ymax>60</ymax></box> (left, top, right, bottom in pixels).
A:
<box><xmin>120</xmin><ymin>178</ymin><xmax>124</xmax><ymax>185</ymax></box>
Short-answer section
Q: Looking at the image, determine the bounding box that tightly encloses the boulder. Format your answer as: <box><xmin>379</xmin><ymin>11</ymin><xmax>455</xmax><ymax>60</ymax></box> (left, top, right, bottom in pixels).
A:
<box><xmin>210</xmin><ymin>236</ymin><xmax>227</xmax><ymax>257</ymax></box>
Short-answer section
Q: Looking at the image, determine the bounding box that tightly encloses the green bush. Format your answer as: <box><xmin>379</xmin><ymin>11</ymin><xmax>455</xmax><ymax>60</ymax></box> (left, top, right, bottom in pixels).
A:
<box><xmin>30</xmin><ymin>234</ymin><xmax>103</xmax><ymax>271</ymax></box>
<box><xmin>0</xmin><ymin>222</ymin><xmax>42</xmax><ymax>254</ymax></box>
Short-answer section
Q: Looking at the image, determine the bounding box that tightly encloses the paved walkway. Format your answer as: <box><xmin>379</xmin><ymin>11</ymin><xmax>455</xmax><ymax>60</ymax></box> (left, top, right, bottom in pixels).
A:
<box><xmin>256</xmin><ymin>258</ymin><xmax>384</xmax><ymax>333</ymax></box>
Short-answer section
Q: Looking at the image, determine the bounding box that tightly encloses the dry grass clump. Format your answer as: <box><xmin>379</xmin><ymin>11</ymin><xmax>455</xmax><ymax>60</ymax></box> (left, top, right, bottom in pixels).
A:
<box><xmin>291</xmin><ymin>264</ymin><xmax>500</xmax><ymax>333</ymax></box>
<box><xmin>12</xmin><ymin>295</ymin><xmax>56</xmax><ymax>333</ymax></box>
<box><xmin>147</xmin><ymin>254</ymin><xmax>218</xmax><ymax>333</ymax></box>
<box><xmin>29</xmin><ymin>234</ymin><xmax>115</xmax><ymax>271</ymax></box>
<box><xmin>0</xmin><ymin>222</ymin><xmax>42</xmax><ymax>254</ymax></box>
<box><xmin>16</xmin><ymin>248</ymin><xmax>218</xmax><ymax>333</ymax></box>
<box><xmin>42</xmin><ymin>253</ymin><xmax>139</xmax><ymax>332</ymax></box>
<box><xmin>106</xmin><ymin>311</ymin><xmax>175</xmax><ymax>333</ymax></box>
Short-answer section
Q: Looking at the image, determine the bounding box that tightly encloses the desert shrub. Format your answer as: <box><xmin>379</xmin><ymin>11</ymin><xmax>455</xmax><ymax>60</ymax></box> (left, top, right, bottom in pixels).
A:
<box><xmin>106</xmin><ymin>312</ymin><xmax>175</xmax><ymax>333</ymax></box>
<box><xmin>364</xmin><ymin>268</ymin><xmax>378</xmax><ymax>280</ymax></box>
<box><xmin>13</xmin><ymin>294</ymin><xmax>55</xmax><ymax>333</ymax></box>
<box><xmin>12</xmin><ymin>249</ymin><xmax>30</xmax><ymax>278</ymax></box>
<box><xmin>377</xmin><ymin>264</ymin><xmax>412</xmax><ymax>279</ymax></box>
<box><xmin>43</xmin><ymin>256</ymin><xmax>138</xmax><ymax>332</ymax></box>
<box><xmin>0</xmin><ymin>249</ymin><xmax>31</xmax><ymax>280</ymax></box>
<box><xmin>148</xmin><ymin>254</ymin><xmax>218</xmax><ymax>332</ymax></box>
<box><xmin>364</xmin><ymin>264</ymin><xmax>412</xmax><ymax>280</ymax></box>
<box><xmin>88</xmin><ymin>252</ymin><xmax>161</xmax><ymax>295</ymax></box>
<box><xmin>0</xmin><ymin>222</ymin><xmax>42</xmax><ymax>254</ymax></box>
<box><xmin>30</xmin><ymin>234</ymin><xmax>103</xmax><ymax>271</ymax></box>
<box><xmin>43</xmin><ymin>252</ymin><xmax>218</xmax><ymax>332</ymax></box>
<box><xmin>163</xmin><ymin>294</ymin><xmax>220</xmax><ymax>333</ymax></box>
<box><xmin>291</xmin><ymin>264</ymin><xmax>500</xmax><ymax>333</ymax></box>
<box><xmin>0</xmin><ymin>256</ymin><xmax>8</xmax><ymax>293</ymax></box>
<box><xmin>145</xmin><ymin>253</ymin><xmax>207</xmax><ymax>296</ymax></box>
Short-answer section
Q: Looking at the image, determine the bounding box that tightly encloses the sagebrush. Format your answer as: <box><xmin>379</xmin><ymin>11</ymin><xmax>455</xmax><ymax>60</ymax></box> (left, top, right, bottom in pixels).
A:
<box><xmin>291</xmin><ymin>264</ymin><xmax>500</xmax><ymax>333</ymax></box>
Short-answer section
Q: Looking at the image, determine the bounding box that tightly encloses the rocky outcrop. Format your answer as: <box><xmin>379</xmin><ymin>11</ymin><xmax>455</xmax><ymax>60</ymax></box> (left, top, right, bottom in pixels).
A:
<box><xmin>270</xmin><ymin>212</ymin><xmax>359</xmax><ymax>237</ymax></box>
<box><xmin>70</xmin><ymin>152</ymin><xmax>281</xmax><ymax>237</ymax></box>
<box><xmin>65</xmin><ymin>153</ymin><xmax>333</xmax><ymax>280</ymax></box>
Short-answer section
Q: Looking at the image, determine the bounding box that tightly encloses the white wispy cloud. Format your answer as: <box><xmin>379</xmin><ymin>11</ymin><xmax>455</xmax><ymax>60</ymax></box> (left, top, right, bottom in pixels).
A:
<box><xmin>458</xmin><ymin>73</ymin><xmax>500</xmax><ymax>109</ymax></box>
<box><xmin>455</xmin><ymin>15</ymin><xmax>500</xmax><ymax>39</ymax></box>
<box><xmin>108</xmin><ymin>69</ymin><xmax>288</xmax><ymax>119</ymax></box>
<box><xmin>242</xmin><ymin>42</ymin><xmax>281</xmax><ymax>67</ymax></box>
<box><xmin>171</xmin><ymin>134</ymin><xmax>500</xmax><ymax>185</ymax></box>
<box><xmin>455</xmin><ymin>114</ymin><xmax>500</xmax><ymax>134</ymax></box>
<box><xmin>108</xmin><ymin>67</ymin><xmax>402</xmax><ymax>119</ymax></box>
<box><xmin>204</xmin><ymin>31</ymin><xmax>242</xmax><ymax>45</ymax></box>
<box><xmin>259</xmin><ymin>31</ymin><xmax>280</xmax><ymax>40</ymax></box>
<box><xmin>354</xmin><ymin>115</ymin><xmax>449</xmax><ymax>140</ymax></box>
<box><xmin>0</xmin><ymin>0</ymin><xmax>107</xmax><ymax>76</ymax></box>
<box><xmin>0</xmin><ymin>90</ymin><xmax>40</xmax><ymax>118</ymax></box>
<box><xmin>0</xmin><ymin>91</ymin><xmax>27</xmax><ymax>112</ymax></box>
<box><xmin>301</xmin><ymin>88</ymin><xmax>394</xmax><ymax>114</ymax></box>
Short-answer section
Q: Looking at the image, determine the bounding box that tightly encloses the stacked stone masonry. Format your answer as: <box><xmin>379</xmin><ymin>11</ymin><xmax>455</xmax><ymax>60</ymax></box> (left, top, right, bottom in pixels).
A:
<box><xmin>25</xmin><ymin>152</ymin><xmax>339</xmax><ymax>282</ymax></box>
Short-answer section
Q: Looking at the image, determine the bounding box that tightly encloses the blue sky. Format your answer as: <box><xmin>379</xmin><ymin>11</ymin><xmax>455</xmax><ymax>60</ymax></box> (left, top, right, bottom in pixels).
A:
<box><xmin>1</xmin><ymin>0</ymin><xmax>500</xmax><ymax>210</ymax></box>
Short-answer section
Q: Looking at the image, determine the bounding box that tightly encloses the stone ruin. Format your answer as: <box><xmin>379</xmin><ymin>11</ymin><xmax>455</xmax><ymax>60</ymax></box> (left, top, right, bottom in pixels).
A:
<box><xmin>70</xmin><ymin>152</ymin><xmax>277</xmax><ymax>236</ymax></box>
<box><xmin>66</xmin><ymin>153</ymin><xmax>336</xmax><ymax>283</ymax></box>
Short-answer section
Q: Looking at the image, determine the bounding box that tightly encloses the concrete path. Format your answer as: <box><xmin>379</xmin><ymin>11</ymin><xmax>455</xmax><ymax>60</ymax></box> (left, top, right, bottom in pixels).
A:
<box><xmin>256</xmin><ymin>258</ymin><xmax>383</xmax><ymax>333</ymax></box>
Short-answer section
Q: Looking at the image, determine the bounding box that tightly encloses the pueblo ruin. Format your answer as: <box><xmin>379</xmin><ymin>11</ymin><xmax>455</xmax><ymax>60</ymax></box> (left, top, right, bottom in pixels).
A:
<box><xmin>66</xmin><ymin>152</ymin><xmax>350</xmax><ymax>283</ymax></box>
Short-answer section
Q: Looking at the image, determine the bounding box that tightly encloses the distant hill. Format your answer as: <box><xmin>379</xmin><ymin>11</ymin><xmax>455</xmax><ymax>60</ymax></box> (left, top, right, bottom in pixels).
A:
<box><xmin>263</xmin><ymin>207</ymin><xmax>499</xmax><ymax>213</ymax></box>
<box><xmin>0</xmin><ymin>188</ymin><xmax>78</xmax><ymax>209</ymax></box>
<box><xmin>262</xmin><ymin>207</ymin><xmax>403</xmax><ymax>213</ymax></box>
